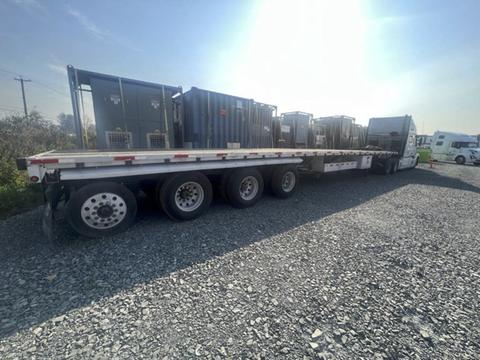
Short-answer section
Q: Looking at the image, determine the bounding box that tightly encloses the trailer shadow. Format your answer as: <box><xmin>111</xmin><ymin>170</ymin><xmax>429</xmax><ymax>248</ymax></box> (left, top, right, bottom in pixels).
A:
<box><xmin>0</xmin><ymin>165</ymin><xmax>479</xmax><ymax>338</ymax></box>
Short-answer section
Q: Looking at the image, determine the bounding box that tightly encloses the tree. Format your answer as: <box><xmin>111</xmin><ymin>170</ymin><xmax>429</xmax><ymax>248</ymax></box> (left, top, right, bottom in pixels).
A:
<box><xmin>0</xmin><ymin>111</ymin><xmax>75</xmax><ymax>185</ymax></box>
<box><xmin>57</xmin><ymin>113</ymin><xmax>76</xmax><ymax>135</ymax></box>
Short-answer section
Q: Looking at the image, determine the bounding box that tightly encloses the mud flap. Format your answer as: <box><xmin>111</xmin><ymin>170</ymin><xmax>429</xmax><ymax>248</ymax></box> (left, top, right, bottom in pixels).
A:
<box><xmin>42</xmin><ymin>202</ymin><xmax>54</xmax><ymax>241</ymax></box>
<box><xmin>42</xmin><ymin>183</ymin><xmax>63</xmax><ymax>242</ymax></box>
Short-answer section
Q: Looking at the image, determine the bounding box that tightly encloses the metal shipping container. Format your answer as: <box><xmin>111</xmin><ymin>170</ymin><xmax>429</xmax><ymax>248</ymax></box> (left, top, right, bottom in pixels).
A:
<box><xmin>68</xmin><ymin>66</ymin><xmax>182</xmax><ymax>149</ymax></box>
<box><xmin>182</xmin><ymin>87</ymin><xmax>275</xmax><ymax>149</ymax></box>
<box><xmin>250</xmin><ymin>102</ymin><xmax>276</xmax><ymax>148</ymax></box>
<box><xmin>312</xmin><ymin>115</ymin><xmax>355</xmax><ymax>149</ymax></box>
<box><xmin>351</xmin><ymin>124</ymin><xmax>368</xmax><ymax>149</ymax></box>
<box><xmin>272</xmin><ymin>116</ymin><xmax>288</xmax><ymax>147</ymax></box>
<box><xmin>281</xmin><ymin>112</ymin><xmax>312</xmax><ymax>148</ymax></box>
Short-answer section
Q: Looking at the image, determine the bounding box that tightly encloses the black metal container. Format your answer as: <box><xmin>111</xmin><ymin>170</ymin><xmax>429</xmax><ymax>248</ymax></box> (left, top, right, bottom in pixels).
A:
<box><xmin>73</xmin><ymin>67</ymin><xmax>181</xmax><ymax>149</ymax></box>
<box><xmin>182</xmin><ymin>87</ymin><xmax>275</xmax><ymax>149</ymax></box>
<box><xmin>250</xmin><ymin>102</ymin><xmax>276</xmax><ymax>148</ymax></box>
<box><xmin>311</xmin><ymin>115</ymin><xmax>355</xmax><ymax>149</ymax></box>
<box><xmin>281</xmin><ymin>112</ymin><xmax>312</xmax><ymax>148</ymax></box>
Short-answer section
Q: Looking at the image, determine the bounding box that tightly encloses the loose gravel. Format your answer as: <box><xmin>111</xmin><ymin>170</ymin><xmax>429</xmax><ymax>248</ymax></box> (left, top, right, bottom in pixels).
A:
<box><xmin>0</xmin><ymin>163</ymin><xmax>479</xmax><ymax>359</ymax></box>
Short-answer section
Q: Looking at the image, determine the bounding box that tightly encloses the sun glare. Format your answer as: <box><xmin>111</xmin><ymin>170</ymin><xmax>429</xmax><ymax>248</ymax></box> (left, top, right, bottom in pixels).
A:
<box><xmin>214</xmin><ymin>0</ymin><xmax>399</xmax><ymax>125</ymax></box>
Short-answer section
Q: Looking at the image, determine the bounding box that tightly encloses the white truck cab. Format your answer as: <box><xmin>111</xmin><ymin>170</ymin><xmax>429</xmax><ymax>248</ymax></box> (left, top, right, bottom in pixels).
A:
<box><xmin>430</xmin><ymin>131</ymin><xmax>480</xmax><ymax>165</ymax></box>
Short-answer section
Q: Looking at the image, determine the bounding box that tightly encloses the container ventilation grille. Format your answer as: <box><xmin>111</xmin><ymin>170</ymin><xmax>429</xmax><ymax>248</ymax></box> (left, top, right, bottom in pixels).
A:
<box><xmin>147</xmin><ymin>133</ymin><xmax>166</xmax><ymax>148</ymax></box>
<box><xmin>106</xmin><ymin>131</ymin><xmax>132</xmax><ymax>149</ymax></box>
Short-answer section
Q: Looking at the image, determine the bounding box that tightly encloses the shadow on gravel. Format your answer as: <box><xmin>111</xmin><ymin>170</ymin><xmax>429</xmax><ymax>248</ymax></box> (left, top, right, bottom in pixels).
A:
<box><xmin>0</xmin><ymin>166</ymin><xmax>479</xmax><ymax>338</ymax></box>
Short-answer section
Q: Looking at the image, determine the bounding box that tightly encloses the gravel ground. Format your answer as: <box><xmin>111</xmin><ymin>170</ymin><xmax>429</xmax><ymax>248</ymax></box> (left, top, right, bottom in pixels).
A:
<box><xmin>0</xmin><ymin>163</ymin><xmax>479</xmax><ymax>359</ymax></box>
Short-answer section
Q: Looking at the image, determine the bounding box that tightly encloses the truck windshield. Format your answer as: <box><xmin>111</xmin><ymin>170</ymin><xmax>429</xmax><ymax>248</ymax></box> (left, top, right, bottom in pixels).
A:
<box><xmin>451</xmin><ymin>142</ymin><xmax>478</xmax><ymax>149</ymax></box>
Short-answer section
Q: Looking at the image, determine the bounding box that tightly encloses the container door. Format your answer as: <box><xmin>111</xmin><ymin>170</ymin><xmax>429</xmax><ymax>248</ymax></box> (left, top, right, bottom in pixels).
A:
<box><xmin>90</xmin><ymin>78</ymin><xmax>126</xmax><ymax>148</ymax></box>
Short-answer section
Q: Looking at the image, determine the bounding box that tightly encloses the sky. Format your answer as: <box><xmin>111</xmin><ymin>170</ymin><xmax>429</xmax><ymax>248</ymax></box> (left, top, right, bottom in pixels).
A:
<box><xmin>0</xmin><ymin>0</ymin><xmax>479</xmax><ymax>134</ymax></box>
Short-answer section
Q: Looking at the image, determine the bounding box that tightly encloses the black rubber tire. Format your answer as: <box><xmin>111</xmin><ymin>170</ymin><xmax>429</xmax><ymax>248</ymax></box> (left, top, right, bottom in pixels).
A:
<box><xmin>390</xmin><ymin>159</ymin><xmax>399</xmax><ymax>174</ymax></box>
<box><xmin>270</xmin><ymin>165</ymin><xmax>299</xmax><ymax>198</ymax></box>
<box><xmin>158</xmin><ymin>172</ymin><xmax>212</xmax><ymax>221</ymax></box>
<box><xmin>455</xmin><ymin>156</ymin><xmax>466</xmax><ymax>165</ymax></box>
<box><xmin>414</xmin><ymin>157</ymin><xmax>419</xmax><ymax>168</ymax></box>
<box><xmin>66</xmin><ymin>182</ymin><xmax>137</xmax><ymax>238</ymax></box>
<box><xmin>218</xmin><ymin>170</ymin><xmax>232</xmax><ymax>202</ymax></box>
<box><xmin>226</xmin><ymin>168</ymin><xmax>264</xmax><ymax>208</ymax></box>
<box><xmin>383</xmin><ymin>158</ymin><xmax>394</xmax><ymax>175</ymax></box>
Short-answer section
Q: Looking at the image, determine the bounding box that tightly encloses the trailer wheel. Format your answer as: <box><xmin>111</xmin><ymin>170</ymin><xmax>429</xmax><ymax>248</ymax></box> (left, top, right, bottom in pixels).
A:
<box><xmin>455</xmin><ymin>155</ymin><xmax>466</xmax><ymax>165</ymax></box>
<box><xmin>158</xmin><ymin>172</ymin><xmax>212</xmax><ymax>221</ymax></box>
<box><xmin>226</xmin><ymin>168</ymin><xmax>264</xmax><ymax>208</ymax></box>
<box><xmin>270</xmin><ymin>165</ymin><xmax>299</xmax><ymax>198</ymax></box>
<box><xmin>66</xmin><ymin>182</ymin><xmax>137</xmax><ymax>238</ymax></box>
<box><xmin>383</xmin><ymin>158</ymin><xmax>394</xmax><ymax>175</ymax></box>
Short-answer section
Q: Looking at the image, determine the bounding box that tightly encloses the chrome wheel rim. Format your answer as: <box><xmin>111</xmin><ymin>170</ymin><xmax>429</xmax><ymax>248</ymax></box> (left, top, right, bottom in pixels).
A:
<box><xmin>174</xmin><ymin>182</ymin><xmax>204</xmax><ymax>212</ymax></box>
<box><xmin>239</xmin><ymin>176</ymin><xmax>259</xmax><ymax>201</ymax></box>
<box><xmin>81</xmin><ymin>192</ymin><xmax>127</xmax><ymax>229</ymax></box>
<box><xmin>281</xmin><ymin>171</ymin><xmax>296</xmax><ymax>192</ymax></box>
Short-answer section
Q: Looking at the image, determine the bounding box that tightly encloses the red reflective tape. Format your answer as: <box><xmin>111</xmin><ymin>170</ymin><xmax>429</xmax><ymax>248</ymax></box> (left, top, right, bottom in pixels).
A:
<box><xmin>249</xmin><ymin>152</ymin><xmax>258</xmax><ymax>155</ymax></box>
<box><xmin>216</xmin><ymin>153</ymin><xmax>227</xmax><ymax>157</ymax></box>
<box><xmin>114</xmin><ymin>155</ymin><xmax>135</xmax><ymax>161</ymax></box>
<box><xmin>296</xmin><ymin>151</ymin><xmax>303</xmax><ymax>155</ymax></box>
<box><xmin>174</xmin><ymin>154</ymin><xmax>189</xmax><ymax>158</ymax></box>
<box><xmin>275</xmin><ymin>152</ymin><xmax>283</xmax><ymax>155</ymax></box>
<box><xmin>30</xmin><ymin>158</ymin><xmax>59</xmax><ymax>165</ymax></box>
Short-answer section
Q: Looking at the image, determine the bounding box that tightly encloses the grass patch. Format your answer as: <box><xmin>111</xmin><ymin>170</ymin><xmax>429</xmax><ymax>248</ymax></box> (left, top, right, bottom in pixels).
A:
<box><xmin>0</xmin><ymin>183</ymin><xmax>44</xmax><ymax>220</ymax></box>
<box><xmin>417</xmin><ymin>148</ymin><xmax>432</xmax><ymax>163</ymax></box>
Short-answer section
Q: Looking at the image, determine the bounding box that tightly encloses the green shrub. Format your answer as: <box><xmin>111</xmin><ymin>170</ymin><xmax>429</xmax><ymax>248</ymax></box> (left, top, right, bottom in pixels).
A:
<box><xmin>0</xmin><ymin>112</ymin><xmax>76</xmax><ymax>218</ymax></box>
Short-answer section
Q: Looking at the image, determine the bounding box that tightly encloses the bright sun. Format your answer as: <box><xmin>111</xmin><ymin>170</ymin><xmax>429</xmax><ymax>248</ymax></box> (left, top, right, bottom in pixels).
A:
<box><xmin>213</xmin><ymin>0</ymin><xmax>402</xmax><ymax>125</ymax></box>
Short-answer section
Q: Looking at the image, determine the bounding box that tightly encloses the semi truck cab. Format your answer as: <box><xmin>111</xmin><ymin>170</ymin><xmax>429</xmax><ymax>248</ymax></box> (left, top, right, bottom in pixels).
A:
<box><xmin>366</xmin><ymin>115</ymin><xmax>419</xmax><ymax>170</ymax></box>
<box><xmin>430</xmin><ymin>131</ymin><xmax>480</xmax><ymax>165</ymax></box>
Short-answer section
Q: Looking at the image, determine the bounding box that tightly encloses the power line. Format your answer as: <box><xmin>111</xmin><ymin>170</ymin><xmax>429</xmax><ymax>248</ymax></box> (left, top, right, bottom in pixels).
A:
<box><xmin>0</xmin><ymin>107</ymin><xmax>21</xmax><ymax>113</ymax></box>
<box><xmin>0</xmin><ymin>66</ymin><xmax>70</xmax><ymax>98</ymax></box>
<box><xmin>0</xmin><ymin>104</ymin><xmax>24</xmax><ymax>110</ymax></box>
<box><xmin>0</xmin><ymin>68</ymin><xmax>20</xmax><ymax>77</ymax></box>
<box><xmin>30</xmin><ymin>79</ymin><xmax>70</xmax><ymax>98</ymax></box>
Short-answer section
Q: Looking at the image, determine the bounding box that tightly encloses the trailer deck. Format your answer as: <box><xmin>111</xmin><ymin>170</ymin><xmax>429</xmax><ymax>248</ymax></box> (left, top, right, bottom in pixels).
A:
<box><xmin>24</xmin><ymin>148</ymin><xmax>396</xmax><ymax>182</ymax></box>
<box><xmin>18</xmin><ymin>147</ymin><xmax>405</xmax><ymax>238</ymax></box>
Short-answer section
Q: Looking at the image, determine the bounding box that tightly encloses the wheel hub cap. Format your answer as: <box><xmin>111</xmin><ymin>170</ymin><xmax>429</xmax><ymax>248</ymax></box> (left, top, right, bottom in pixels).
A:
<box><xmin>281</xmin><ymin>171</ymin><xmax>296</xmax><ymax>192</ymax></box>
<box><xmin>239</xmin><ymin>176</ymin><xmax>259</xmax><ymax>200</ymax></box>
<box><xmin>175</xmin><ymin>182</ymin><xmax>204</xmax><ymax>212</ymax></box>
<box><xmin>80</xmin><ymin>192</ymin><xmax>127</xmax><ymax>230</ymax></box>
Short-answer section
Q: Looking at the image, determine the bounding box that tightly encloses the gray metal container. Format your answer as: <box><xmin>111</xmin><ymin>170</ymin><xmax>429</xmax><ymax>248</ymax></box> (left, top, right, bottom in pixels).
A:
<box><xmin>281</xmin><ymin>112</ymin><xmax>312</xmax><ymax>148</ymax></box>
<box><xmin>250</xmin><ymin>102</ymin><xmax>275</xmax><ymax>148</ymax></box>
<box><xmin>85</xmin><ymin>70</ymin><xmax>180</xmax><ymax>149</ymax></box>
<box><xmin>312</xmin><ymin>115</ymin><xmax>355</xmax><ymax>149</ymax></box>
<box><xmin>351</xmin><ymin>124</ymin><xmax>367</xmax><ymax>149</ymax></box>
<box><xmin>182</xmin><ymin>87</ymin><xmax>275</xmax><ymax>149</ymax></box>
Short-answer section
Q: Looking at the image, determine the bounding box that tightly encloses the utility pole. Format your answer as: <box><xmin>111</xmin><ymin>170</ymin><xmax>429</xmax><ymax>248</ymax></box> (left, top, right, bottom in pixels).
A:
<box><xmin>14</xmin><ymin>76</ymin><xmax>31</xmax><ymax>117</ymax></box>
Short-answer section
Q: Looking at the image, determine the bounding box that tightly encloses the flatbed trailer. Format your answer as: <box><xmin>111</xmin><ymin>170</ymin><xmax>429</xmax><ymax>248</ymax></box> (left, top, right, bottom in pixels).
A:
<box><xmin>18</xmin><ymin>147</ymin><xmax>408</xmax><ymax>238</ymax></box>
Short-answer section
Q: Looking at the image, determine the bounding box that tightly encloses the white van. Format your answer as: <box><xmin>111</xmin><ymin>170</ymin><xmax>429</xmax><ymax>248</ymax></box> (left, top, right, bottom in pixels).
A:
<box><xmin>430</xmin><ymin>131</ymin><xmax>480</xmax><ymax>165</ymax></box>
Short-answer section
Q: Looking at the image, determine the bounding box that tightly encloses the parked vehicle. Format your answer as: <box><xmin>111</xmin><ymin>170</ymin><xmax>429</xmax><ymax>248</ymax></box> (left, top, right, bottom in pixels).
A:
<box><xmin>366</xmin><ymin>115</ymin><xmax>419</xmax><ymax>170</ymax></box>
<box><xmin>18</xmin><ymin>116</ymin><xmax>419</xmax><ymax>239</ymax></box>
<box><xmin>416</xmin><ymin>135</ymin><xmax>433</xmax><ymax>148</ymax></box>
<box><xmin>17</xmin><ymin>66</ymin><xmax>421</xmax><ymax>239</ymax></box>
<box><xmin>430</xmin><ymin>131</ymin><xmax>480</xmax><ymax>165</ymax></box>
